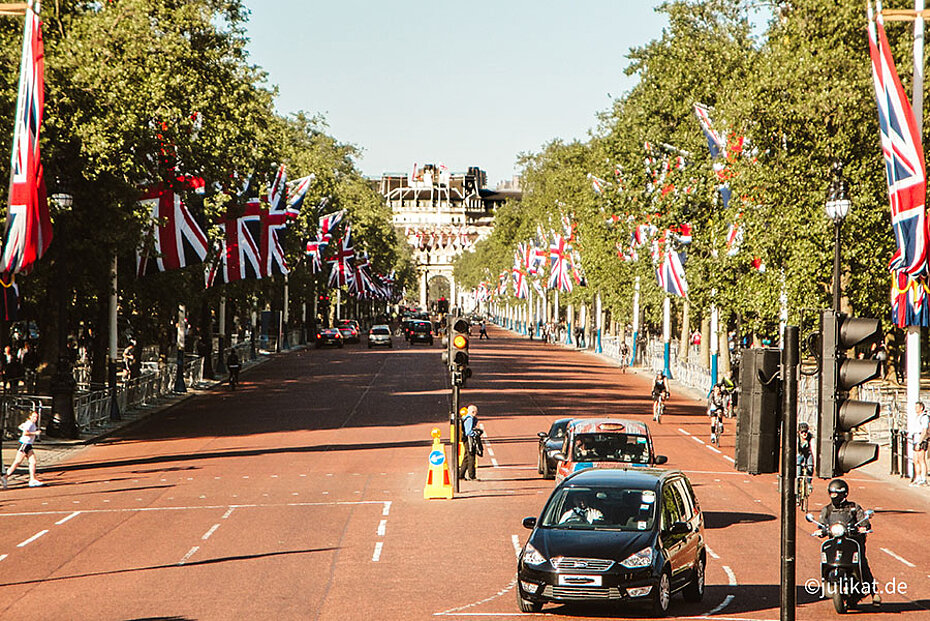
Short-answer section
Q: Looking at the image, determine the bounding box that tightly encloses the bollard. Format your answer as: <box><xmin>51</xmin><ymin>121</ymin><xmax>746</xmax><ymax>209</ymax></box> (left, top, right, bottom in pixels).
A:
<box><xmin>900</xmin><ymin>430</ymin><xmax>909</xmax><ymax>478</ymax></box>
<box><xmin>890</xmin><ymin>426</ymin><xmax>899</xmax><ymax>475</ymax></box>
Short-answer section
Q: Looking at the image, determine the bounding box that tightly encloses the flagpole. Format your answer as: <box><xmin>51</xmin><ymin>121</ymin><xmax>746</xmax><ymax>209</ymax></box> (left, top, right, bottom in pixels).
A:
<box><xmin>108</xmin><ymin>255</ymin><xmax>121</xmax><ymax>420</ymax></box>
<box><xmin>595</xmin><ymin>292</ymin><xmax>603</xmax><ymax>353</ymax></box>
<box><xmin>663</xmin><ymin>295</ymin><xmax>672</xmax><ymax>378</ymax></box>
<box><xmin>907</xmin><ymin>0</ymin><xmax>925</xmax><ymax>478</ymax></box>
<box><xmin>216</xmin><ymin>295</ymin><xmax>227</xmax><ymax>375</ymax></box>
<box><xmin>710</xmin><ymin>294</ymin><xmax>719</xmax><ymax>386</ymax></box>
<box><xmin>566</xmin><ymin>303</ymin><xmax>574</xmax><ymax>345</ymax></box>
<box><xmin>631</xmin><ymin>276</ymin><xmax>641</xmax><ymax>366</ymax></box>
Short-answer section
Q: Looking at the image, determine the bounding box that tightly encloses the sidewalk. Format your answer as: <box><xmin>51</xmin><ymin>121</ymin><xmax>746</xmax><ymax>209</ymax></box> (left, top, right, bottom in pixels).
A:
<box><xmin>3</xmin><ymin>347</ymin><xmax>296</xmax><ymax>473</ymax></box>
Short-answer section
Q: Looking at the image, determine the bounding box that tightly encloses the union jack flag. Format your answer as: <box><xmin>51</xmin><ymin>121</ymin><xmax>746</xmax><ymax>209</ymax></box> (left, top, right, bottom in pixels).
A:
<box><xmin>512</xmin><ymin>267</ymin><xmax>528</xmax><ymax>299</ymax></box>
<box><xmin>136</xmin><ymin>177</ymin><xmax>210</xmax><ymax>277</ymax></box>
<box><xmin>2</xmin><ymin>1</ymin><xmax>51</xmax><ymax>275</ymax></box>
<box><xmin>327</xmin><ymin>227</ymin><xmax>355</xmax><ymax>288</ymax></box>
<box><xmin>548</xmin><ymin>234</ymin><xmax>574</xmax><ymax>293</ymax></box>
<box><xmin>869</xmin><ymin>3</ymin><xmax>928</xmax><ymax>281</ymax></box>
<box><xmin>319</xmin><ymin>210</ymin><xmax>345</xmax><ymax>240</ymax></box>
<box><xmin>657</xmin><ymin>248</ymin><xmax>688</xmax><ymax>298</ymax></box>
<box><xmin>286</xmin><ymin>174</ymin><xmax>314</xmax><ymax>214</ymax></box>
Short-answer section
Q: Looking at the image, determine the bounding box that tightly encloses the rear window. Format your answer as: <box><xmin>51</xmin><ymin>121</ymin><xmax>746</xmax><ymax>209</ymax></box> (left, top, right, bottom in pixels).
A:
<box><xmin>540</xmin><ymin>486</ymin><xmax>657</xmax><ymax>531</ymax></box>
<box><xmin>371</xmin><ymin>327</ymin><xmax>390</xmax><ymax>335</ymax></box>
<box><xmin>413</xmin><ymin>323</ymin><xmax>431</xmax><ymax>332</ymax></box>
<box><xmin>570</xmin><ymin>433</ymin><xmax>650</xmax><ymax>464</ymax></box>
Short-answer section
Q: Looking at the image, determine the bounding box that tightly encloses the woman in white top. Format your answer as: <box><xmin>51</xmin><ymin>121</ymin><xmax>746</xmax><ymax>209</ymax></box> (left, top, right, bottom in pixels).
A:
<box><xmin>2</xmin><ymin>410</ymin><xmax>43</xmax><ymax>488</ymax></box>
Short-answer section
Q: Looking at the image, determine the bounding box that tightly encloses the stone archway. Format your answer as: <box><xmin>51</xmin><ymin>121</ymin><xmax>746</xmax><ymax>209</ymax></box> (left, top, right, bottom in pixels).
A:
<box><xmin>428</xmin><ymin>274</ymin><xmax>451</xmax><ymax>312</ymax></box>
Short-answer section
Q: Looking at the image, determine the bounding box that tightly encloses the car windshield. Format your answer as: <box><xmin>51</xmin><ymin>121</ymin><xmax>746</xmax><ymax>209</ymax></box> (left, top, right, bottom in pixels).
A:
<box><xmin>540</xmin><ymin>486</ymin><xmax>657</xmax><ymax>531</ymax></box>
<box><xmin>570</xmin><ymin>433</ymin><xmax>650</xmax><ymax>464</ymax></box>
<box><xmin>371</xmin><ymin>327</ymin><xmax>390</xmax><ymax>335</ymax></box>
<box><xmin>550</xmin><ymin>420</ymin><xmax>570</xmax><ymax>439</ymax></box>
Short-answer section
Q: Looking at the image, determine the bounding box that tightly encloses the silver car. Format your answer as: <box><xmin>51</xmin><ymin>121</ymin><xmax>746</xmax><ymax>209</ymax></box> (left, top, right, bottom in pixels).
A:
<box><xmin>368</xmin><ymin>324</ymin><xmax>393</xmax><ymax>348</ymax></box>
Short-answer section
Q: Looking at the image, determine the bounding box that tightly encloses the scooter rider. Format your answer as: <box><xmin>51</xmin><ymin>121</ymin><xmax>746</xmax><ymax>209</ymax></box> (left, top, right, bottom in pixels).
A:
<box><xmin>818</xmin><ymin>479</ymin><xmax>880</xmax><ymax>606</ymax></box>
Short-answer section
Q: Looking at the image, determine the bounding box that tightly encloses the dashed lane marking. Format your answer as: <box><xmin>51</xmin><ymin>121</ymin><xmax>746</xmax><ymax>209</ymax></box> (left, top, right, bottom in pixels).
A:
<box><xmin>372</xmin><ymin>541</ymin><xmax>383</xmax><ymax>562</ymax></box>
<box><xmin>881</xmin><ymin>547</ymin><xmax>916</xmax><ymax>567</ymax></box>
<box><xmin>491</xmin><ymin>458</ymin><xmax>500</xmax><ymax>467</ymax></box>
<box><xmin>0</xmin><ymin>554</ymin><xmax>7</xmax><ymax>562</ymax></box>
<box><xmin>691</xmin><ymin>436</ymin><xmax>706</xmax><ymax>446</ymax></box>
<box><xmin>678</xmin><ymin>428</ymin><xmax>691</xmax><ymax>436</ymax></box>
<box><xmin>706</xmin><ymin>445</ymin><xmax>722</xmax><ymax>454</ymax></box>
<box><xmin>202</xmin><ymin>524</ymin><xmax>221</xmax><ymax>541</ymax></box>
<box><xmin>0</xmin><ymin>500</ymin><xmax>393</xmax><ymax>519</ymax></box>
<box><xmin>55</xmin><ymin>511</ymin><xmax>80</xmax><ymax>525</ymax></box>
<box><xmin>382</xmin><ymin>501</ymin><xmax>392</xmax><ymax>516</ymax></box>
<box><xmin>17</xmin><ymin>530</ymin><xmax>48</xmax><ymax>548</ymax></box>
<box><xmin>178</xmin><ymin>546</ymin><xmax>199</xmax><ymax>565</ymax></box>
<box><xmin>511</xmin><ymin>535</ymin><xmax>521</xmax><ymax>557</ymax></box>
<box><xmin>723</xmin><ymin>456</ymin><xmax>735</xmax><ymax>464</ymax></box>
<box><xmin>377</xmin><ymin>520</ymin><xmax>386</xmax><ymax>536</ymax></box>
<box><xmin>221</xmin><ymin>507</ymin><xmax>235</xmax><ymax>519</ymax></box>
<box><xmin>705</xmin><ymin>544</ymin><xmax>720</xmax><ymax>560</ymax></box>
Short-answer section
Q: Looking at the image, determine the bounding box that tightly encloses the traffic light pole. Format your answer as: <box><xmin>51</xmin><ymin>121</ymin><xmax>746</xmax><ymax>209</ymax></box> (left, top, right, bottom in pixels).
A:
<box><xmin>451</xmin><ymin>383</ymin><xmax>460</xmax><ymax>493</ymax></box>
<box><xmin>780</xmin><ymin>326</ymin><xmax>799</xmax><ymax>621</ymax></box>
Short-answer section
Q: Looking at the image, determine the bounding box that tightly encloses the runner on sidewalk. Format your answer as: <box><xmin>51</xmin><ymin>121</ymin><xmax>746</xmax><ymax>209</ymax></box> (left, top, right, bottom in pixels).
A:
<box><xmin>2</xmin><ymin>409</ymin><xmax>44</xmax><ymax>488</ymax></box>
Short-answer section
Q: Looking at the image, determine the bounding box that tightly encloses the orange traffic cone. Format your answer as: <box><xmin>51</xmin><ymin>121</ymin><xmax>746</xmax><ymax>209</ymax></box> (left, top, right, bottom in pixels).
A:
<box><xmin>424</xmin><ymin>427</ymin><xmax>453</xmax><ymax>499</ymax></box>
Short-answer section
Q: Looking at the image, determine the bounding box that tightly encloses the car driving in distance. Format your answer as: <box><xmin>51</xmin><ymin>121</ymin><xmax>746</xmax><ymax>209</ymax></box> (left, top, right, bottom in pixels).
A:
<box><xmin>555</xmin><ymin>419</ymin><xmax>667</xmax><ymax>483</ymax></box>
<box><xmin>368</xmin><ymin>324</ymin><xmax>392</xmax><ymax>348</ymax></box>
<box><xmin>408</xmin><ymin>320</ymin><xmax>434</xmax><ymax>345</ymax></box>
<box><xmin>516</xmin><ymin>468</ymin><xmax>706</xmax><ymax>615</ymax></box>
<box><xmin>315</xmin><ymin>328</ymin><xmax>343</xmax><ymax>348</ymax></box>
<box><xmin>538</xmin><ymin>418</ymin><xmax>573</xmax><ymax>479</ymax></box>
<box><xmin>335</xmin><ymin>319</ymin><xmax>360</xmax><ymax>344</ymax></box>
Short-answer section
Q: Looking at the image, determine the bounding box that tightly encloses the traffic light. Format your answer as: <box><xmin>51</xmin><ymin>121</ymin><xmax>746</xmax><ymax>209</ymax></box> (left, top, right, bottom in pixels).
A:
<box><xmin>817</xmin><ymin>309</ymin><xmax>882</xmax><ymax>477</ymax></box>
<box><xmin>735</xmin><ymin>348</ymin><xmax>781</xmax><ymax>474</ymax></box>
<box><xmin>449</xmin><ymin>317</ymin><xmax>470</xmax><ymax>386</ymax></box>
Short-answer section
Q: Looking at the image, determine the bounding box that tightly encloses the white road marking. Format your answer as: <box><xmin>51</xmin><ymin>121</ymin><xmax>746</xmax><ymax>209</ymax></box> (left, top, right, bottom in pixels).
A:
<box><xmin>511</xmin><ymin>535</ymin><xmax>521</xmax><ymax>557</ymax></box>
<box><xmin>382</xmin><ymin>501</ymin><xmax>392</xmax><ymax>516</ymax></box>
<box><xmin>0</xmin><ymin>554</ymin><xmax>7</xmax><ymax>562</ymax></box>
<box><xmin>707</xmin><ymin>445</ymin><xmax>722</xmax><ymax>454</ymax></box>
<box><xmin>491</xmin><ymin>458</ymin><xmax>500</xmax><ymax>467</ymax></box>
<box><xmin>691</xmin><ymin>436</ymin><xmax>706</xmax><ymax>445</ymax></box>
<box><xmin>881</xmin><ymin>547</ymin><xmax>916</xmax><ymax>567</ymax></box>
<box><xmin>678</xmin><ymin>428</ymin><xmax>691</xmax><ymax>436</ymax></box>
<box><xmin>723</xmin><ymin>455</ymin><xmax>735</xmax><ymax>464</ymax></box>
<box><xmin>178</xmin><ymin>546</ymin><xmax>199</xmax><ymax>565</ymax></box>
<box><xmin>377</xmin><ymin>519</ymin><xmax>387</xmax><ymax>536</ymax></box>
<box><xmin>723</xmin><ymin>565</ymin><xmax>737</xmax><ymax>585</ymax></box>
<box><xmin>202</xmin><ymin>524</ymin><xmax>221</xmax><ymax>540</ymax></box>
<box><xmin>221</xmin><ymin>507</ymin><xmax>235</xmax><ymax>519</ymax></box>
<box><xmin>487</xmin><ymin>447</ymin><xmax>495</xmax><ymax>457</ymax></box>
<box><xmin>705</xmin><ymin>544</ymin><xmax>720</xmax><ymax>560</ymax></box>
<box><xmin>372</xmin><ymin>541</ymin><xmax>383</xmax><ymax>562</ymax></box>
<box><xmin>17</xmin><ymin>530</ymin><xmax>48</xmax><ymax>547</ymax></box>
<box><xmin>55</xmin><ymin>511</ymin><xmax>80</xmax><ymax>525</ymax></box>
<box><xmin>0</xmin><ymin>500</ymin><xmax>394</xmax><ymax>519</ymax></box>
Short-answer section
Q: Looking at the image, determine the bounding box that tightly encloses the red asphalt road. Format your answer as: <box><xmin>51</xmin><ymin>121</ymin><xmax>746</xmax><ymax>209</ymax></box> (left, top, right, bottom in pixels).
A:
<box><xmin>0</xmin><ymin>324</ymin><xmax>926</xmax><ymax>620</ymax></box>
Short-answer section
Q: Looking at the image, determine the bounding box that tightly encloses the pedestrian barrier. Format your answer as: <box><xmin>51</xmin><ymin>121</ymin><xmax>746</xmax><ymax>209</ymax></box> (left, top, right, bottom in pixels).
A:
<box><xmin>424</xmin><ymin>427</ymin><xmax>453</xmax><ymax>500</ymax></box>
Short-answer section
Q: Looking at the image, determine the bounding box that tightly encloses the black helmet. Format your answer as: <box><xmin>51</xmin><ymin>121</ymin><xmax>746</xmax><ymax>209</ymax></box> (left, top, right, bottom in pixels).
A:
<box><xmin>798</xmin><ymin>422</ymin><xmax>809</xmax><ymax>431</ymax></box>
<box><xmin>828</xmin><ymin>479</ymin><xmax>848</xmax><ymax>506</ymax></box>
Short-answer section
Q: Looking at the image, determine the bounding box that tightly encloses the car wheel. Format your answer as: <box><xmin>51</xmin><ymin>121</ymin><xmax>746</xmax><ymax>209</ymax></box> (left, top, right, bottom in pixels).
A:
<box><xmin>338</xmin><ymin>342</ymin><xmax>344</xmax><ymax>348</ymax></box>
<box><xmin>682</xmin><ymin>555</ymin><xmax>705</xmax><ymax>602</ymax></box>
<box><xmin>516</xmin><ymin>585</ymin><xmax>542</xmax><ymax>613</ymax></box>
<box><xmin>651</xmin><ymin>570</ymin><xmax>671</xmax><ymax>617</ymax></box>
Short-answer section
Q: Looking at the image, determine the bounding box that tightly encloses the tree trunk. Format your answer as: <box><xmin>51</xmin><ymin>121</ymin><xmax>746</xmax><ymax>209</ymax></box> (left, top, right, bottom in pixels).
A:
<box><xmin>718</xmin><ymin>315</ymin><xmax>731</xmax><ymax>382</ymax></box>
<box><xmin>700</xmin><ymin>314</ymin><xmax>710</xmax><ymax>368</ymax></box>
<box><xmin>679</xmin><ymin>300</ymin><xmax>690</xmax><ymax>363</ymax></box>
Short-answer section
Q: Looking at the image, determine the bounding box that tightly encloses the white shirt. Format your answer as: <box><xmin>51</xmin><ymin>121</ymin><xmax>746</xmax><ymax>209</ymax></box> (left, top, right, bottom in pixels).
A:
<box><xmin>19</xmin><ymin>420</ymin><xmax>37</xmax><ymax>445</ymax></box>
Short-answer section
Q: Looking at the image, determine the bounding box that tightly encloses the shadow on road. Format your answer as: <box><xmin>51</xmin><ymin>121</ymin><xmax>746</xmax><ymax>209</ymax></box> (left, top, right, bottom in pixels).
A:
<box><xmin>702</xmin><ymin>511</ymin><xmax>776</xmax><ymax>529</ymax></box>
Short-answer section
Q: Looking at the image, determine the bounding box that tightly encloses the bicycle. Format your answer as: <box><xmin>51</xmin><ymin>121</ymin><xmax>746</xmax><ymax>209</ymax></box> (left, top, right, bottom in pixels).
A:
<box><xmin>710</xmin><ymin>413</ymin><xmax>724</xmax><ymax>445</ymax></box>
<box><xmin>796</xmin><ymin>463</ymin><xmax>813</xmax><ymax>512</ymax></box>
<box><xmin>653</xmin><ymin>393</ymin><xmax>667</xmax><ymax>423</ymax></box>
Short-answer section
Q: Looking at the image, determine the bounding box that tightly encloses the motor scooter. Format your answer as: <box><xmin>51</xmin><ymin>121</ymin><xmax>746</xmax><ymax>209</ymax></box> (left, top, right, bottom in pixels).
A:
<box><xmin>805</xmin><ymin>510</ymin><xmax>875</xmax><ymax>613</ymax></box>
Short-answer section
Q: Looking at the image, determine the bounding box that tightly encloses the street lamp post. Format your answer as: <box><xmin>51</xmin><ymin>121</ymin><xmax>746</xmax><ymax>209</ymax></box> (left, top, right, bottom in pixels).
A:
<box><xmin>825</xmin><ymin>162</ymin><xmax>851</xmax><ymax>313</ymax></box>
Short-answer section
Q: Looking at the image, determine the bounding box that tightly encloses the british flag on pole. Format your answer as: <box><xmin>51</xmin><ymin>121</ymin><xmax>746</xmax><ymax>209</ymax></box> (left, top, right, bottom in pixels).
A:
<box><xmin>868</xmin><ymin>2</ymin><xmax>930</xmax><ymax>326</ymax></box>
<box><xmin>136</xmin><ymin>177</ymin><xmax>210</xmax><ymax>277</ymax></box>
<box><xmin>2</xmin><ymin>1</ymin><xmax>51</xmax><ymax>276</ymax></box>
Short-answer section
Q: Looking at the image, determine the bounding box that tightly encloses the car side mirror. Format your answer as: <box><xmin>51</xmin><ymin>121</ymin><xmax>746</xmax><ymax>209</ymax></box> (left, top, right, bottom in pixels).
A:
<box><xmin>537</xmin><ymin>432</ymin><xmax>548</xmax><ymax>439</ymax></box>
<box><xmin>522</xmin><ymin>517</ymin><xmax>537</xmax><ymax>530</ymax></box>
<box><xmin>654</xmin><ymin>455</ymin><xmax>668</xmax><ymax>465</ymax></box>
<box><xmin>553</xmin><ymin>452</ymin><xmax>566</xmax><ymax>462</ymax></box>
<box><xmin>666</xmin><ymin>521</ymin><xmax>691</xmax><ymax>536</ymax></box>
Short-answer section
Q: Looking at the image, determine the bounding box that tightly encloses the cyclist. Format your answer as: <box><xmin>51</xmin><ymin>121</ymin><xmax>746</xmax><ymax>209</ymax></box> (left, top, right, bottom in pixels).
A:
<box><xmin>708</xmin><ymin>384</ymin><xmax>726</xmax><ymax>444</ymax></box>
<box><xmin>226</xmin><ymin>349</ymin><xmax>241</xmax><ymax>390</ymax></box>
<box><xmin>797</xmin><ymin>422</ymin><xmax>814</xmax><ymax>489</ymax></box>
<box><xmin>651</xmin><ymin>372</ymin><xmax>669</xmax><ymax>422</ymax></box>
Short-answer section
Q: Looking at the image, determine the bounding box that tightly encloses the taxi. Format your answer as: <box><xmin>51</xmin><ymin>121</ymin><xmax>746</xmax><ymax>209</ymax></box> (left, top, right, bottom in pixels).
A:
<box><xmin>554</xmin><ymin>418</ymin><xmax>667</xmax><ymax>483</ymax></box>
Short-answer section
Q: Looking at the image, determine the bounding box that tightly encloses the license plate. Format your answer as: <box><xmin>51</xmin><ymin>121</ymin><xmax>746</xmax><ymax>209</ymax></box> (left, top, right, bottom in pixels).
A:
<box><xmin>558</xmin><ymin>574</ymin><xmax>602</xmax><ymax>586</ymax></box>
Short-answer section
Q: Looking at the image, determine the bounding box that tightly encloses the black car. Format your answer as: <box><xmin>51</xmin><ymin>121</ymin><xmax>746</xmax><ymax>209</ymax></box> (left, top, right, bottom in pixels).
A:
<box><xmin>408</xmin><ymin>320</ymin><xmax>434</xmax><ymax>345</ymax></box>
<box><xmin>537</xmin><ymin>418</ymin><xmax>573</xmax><ymax>479</ymax></box>
<box><xmin>315</xmin><ymin>328</ymin><xmax>344</xmax><ymax>348</ymax></box>
<box><xmin>517</xmin><ymin>468</ymin><xmax>705</xmax><ymax>616</ymax></box>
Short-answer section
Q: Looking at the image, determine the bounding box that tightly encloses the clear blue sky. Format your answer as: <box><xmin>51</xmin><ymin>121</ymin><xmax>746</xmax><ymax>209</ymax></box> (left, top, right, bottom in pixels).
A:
<box><xmin>243</xmin><ymin>1</ymin><xmax>671</xmax><ymax>187</ymax></box>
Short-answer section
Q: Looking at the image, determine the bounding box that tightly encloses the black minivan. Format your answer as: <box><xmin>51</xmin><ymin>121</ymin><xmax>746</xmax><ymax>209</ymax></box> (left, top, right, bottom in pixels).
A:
<box><xmin>516</xmin><ymin>468</ymin><xmax>705</xmax><ymax>616</ymax></box>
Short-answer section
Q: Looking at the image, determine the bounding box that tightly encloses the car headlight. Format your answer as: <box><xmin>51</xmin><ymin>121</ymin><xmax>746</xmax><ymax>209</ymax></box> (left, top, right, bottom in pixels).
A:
<box><xmin>521</xmin><ymin>543</ymin><xmax>547</xmax><ymax>566</ymax></box>
<box><xmin>829</xmin><ymin>523</ymin><xmax>847</xmax><ymax>538</ymax></box>
<box><xmin>620</xmin><ymin>546</ymin><xmax>653</xmax><ymax>569</ymax></box>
